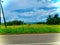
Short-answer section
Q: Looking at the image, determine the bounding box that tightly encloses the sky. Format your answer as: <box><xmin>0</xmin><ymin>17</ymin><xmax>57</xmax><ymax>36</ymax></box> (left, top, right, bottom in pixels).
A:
<box><xmin>1</xmin><ymin>0</ymin><xmax>60</xmax><ymax>23</ymax></box>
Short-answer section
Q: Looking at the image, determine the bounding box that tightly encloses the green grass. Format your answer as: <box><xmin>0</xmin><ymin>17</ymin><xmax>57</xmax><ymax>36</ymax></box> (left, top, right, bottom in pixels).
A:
<box><xmin>0</xmin><ymin>24</ymin><xmax>60</xmax><ymax>34</ymax></box>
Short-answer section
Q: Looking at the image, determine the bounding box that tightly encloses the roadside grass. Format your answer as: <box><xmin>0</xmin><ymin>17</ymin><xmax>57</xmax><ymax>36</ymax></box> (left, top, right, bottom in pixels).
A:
<box><xmin>0</xmin><ymin>24</ymin><xmax>60</xmax><ymax>34</ymax></box>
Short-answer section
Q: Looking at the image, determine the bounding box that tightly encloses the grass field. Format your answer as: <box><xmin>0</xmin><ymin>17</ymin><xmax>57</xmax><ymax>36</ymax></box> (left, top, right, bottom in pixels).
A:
<box><xmin>0</xmin><ymin>24</ymin><xmax>60</xmax><ymax>34</ymax></box>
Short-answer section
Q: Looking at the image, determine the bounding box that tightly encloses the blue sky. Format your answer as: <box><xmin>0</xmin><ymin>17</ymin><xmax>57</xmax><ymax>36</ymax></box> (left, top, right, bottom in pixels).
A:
<box><xmin>1</xmin><ymin>0</ymin><xmax>60</xmax><ymax>23</ymax></box>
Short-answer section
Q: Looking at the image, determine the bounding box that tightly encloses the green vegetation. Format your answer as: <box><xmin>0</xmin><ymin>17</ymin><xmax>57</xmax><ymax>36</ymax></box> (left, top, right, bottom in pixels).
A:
<box><xmin>0</xmin><ymin>24</ymin><xmax>60</xmax><ymax>34</ymax></box>
<box><xmin>47</xmin><ymin>14</ymin><xmax>60</xmax><ymax>25</ymax></box>
<box><xmin>6</xmin><ymin>20</ymin><xmax>24</xmax><ymax>26</ymax></box>
<box><xmin>0</xmin><ymin>14</ymin><xmax>60</xmax><ymax>34</ymax></box>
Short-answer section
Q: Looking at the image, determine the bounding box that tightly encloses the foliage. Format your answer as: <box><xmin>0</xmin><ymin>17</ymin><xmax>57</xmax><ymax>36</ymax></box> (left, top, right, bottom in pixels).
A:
<box><xmin>6</xmin><ymin>20</ymin><xmax>24</xmax><ymax>26</ymax></box>
<box><xmin>47</xmin><ymin>14</ymin><xmax>60</xmax><ymax>25</ymax></box>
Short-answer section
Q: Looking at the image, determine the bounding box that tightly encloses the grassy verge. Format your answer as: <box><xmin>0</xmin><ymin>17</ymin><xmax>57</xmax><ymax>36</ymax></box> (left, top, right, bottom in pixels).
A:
<box><xmin>0</xmin><ymin>24</ymin><xmax>60</xmax><ymax>34</ymax></box>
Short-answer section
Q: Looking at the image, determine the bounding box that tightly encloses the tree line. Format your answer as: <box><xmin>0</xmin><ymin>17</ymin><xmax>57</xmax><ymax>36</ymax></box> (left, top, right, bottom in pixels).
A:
<box><xmin>1</xmin><ymin>14</ymin><xmax>60</xmax><ymax>25</ymax></box>
<box><xmin>6</xmin><ymin>20</ymin><xmax>24</xmax><ymax>25</ymax></box>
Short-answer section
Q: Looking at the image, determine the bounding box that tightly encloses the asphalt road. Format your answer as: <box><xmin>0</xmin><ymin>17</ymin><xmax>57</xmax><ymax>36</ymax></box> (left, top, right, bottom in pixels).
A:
<box><xmin>0</xmin><ymin>33</ymin><xmax>60</xmax><ymax>45</ymax></box>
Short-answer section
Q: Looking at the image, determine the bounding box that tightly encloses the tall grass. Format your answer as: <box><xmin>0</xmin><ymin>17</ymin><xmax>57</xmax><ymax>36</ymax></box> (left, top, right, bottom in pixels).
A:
<box><xmin>0</xmin><ymin>24</ymin><xmax>60</xmax><ymax>34</ymax></box>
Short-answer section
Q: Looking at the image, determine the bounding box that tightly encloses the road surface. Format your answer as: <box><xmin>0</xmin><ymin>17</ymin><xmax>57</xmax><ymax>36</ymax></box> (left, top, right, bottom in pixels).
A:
<box><xmin>0</xmin><ymin>33</ymin><xmax>60</xmax><ymax>45</ymax></box>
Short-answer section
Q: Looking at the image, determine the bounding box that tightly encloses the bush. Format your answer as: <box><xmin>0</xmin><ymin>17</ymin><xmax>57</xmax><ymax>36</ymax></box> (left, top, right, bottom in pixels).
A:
<box><xmin>6</xmin><ymin>20</ymin><xmax>24</xmax><ymax>25</ymax></box>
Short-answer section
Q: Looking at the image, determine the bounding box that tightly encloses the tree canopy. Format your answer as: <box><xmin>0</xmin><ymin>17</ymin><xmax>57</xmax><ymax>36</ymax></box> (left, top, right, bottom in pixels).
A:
<box><xmin>47</xmin><ymin>14</ymin><xmax>60</xmax><ymax>25</ymax></box>
<box><xmin>6</xmin><ymin>20</ymin><xmax>24</xmax><ymax>25</ymax></box>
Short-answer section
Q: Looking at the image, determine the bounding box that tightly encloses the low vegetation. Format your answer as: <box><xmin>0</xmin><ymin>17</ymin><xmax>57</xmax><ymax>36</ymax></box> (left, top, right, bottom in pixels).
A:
<box><xmin>0</xmin><ymin>24</ymin><xmax>60</xmax><ymax>34</ymax></box>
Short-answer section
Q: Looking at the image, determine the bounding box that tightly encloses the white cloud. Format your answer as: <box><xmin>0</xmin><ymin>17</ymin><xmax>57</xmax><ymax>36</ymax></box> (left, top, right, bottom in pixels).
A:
<box><xmin>56</xmin><ymin>8</ymin><xmax>60</xmax><ymax>12</ymax></box>
<box><xmin>47</xmin><ymin>1</ymin><xmax>60</xmax><ymax>8</ymax></box>
<box><xmin>54</xmin><ymin>1</ymin><xmax>60</xmax><ymax>7</ymax></box>
<box><xmin>2</xmin><ymin>0</ymin><xmax>60</xmax><ymax>22</ymax></box>
<box><xmin>17</xmin><ymin>8</ymin><xmax>57</xmax><ymax>17</ymax></box>
<box><xmin>4</xmin><ymin>0</ymin><xmax>59</xmax><ymax>10</ymax></box>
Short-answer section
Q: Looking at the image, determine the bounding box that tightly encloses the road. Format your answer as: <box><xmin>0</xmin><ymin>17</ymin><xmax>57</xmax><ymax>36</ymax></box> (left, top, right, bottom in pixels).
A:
<box><xmin>0</xmin><ymin>33</ymin><xmax>60</xmax><ymax>45</ymax></box>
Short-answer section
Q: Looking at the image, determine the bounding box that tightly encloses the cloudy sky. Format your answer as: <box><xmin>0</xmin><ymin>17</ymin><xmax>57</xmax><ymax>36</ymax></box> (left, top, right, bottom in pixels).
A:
<box><xmin>1</xmin><ymin>0</ymin><xmax>60</xmax><ymax>23</ymax></box>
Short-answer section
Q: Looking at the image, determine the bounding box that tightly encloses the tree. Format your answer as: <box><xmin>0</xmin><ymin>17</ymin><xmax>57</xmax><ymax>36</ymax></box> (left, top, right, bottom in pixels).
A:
<box><xmin>47</xmin><ymin>15</ymin><xmax>53</xmax><ymax>24</ymax></box>
<box><xmin>47</xmin><ymin>14</ymin><xmax>60</xmax><ymax>25</ymax></box>
<box><xmin>6</xmin><ymin>20</ymin><xmax>24</xmax><ymax>25</ymax></box>
<box><xmin>54</xmin><ymin>14</ymin><xmax>58</xmax><ymax>18</ymax></box>
<box><xmin>53</xmin><ymin>14</ymin><xmax>60</xmax><ymax>24</ymax></box>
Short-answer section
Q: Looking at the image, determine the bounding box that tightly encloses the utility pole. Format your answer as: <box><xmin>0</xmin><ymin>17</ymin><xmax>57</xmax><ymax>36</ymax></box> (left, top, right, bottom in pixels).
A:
<box><xmin>0</xmin><ymin>0</ymin><xmax>7</xmax><ymax>28</ymax></box>
<box><xmin>0</xmin><ymin>0</ymin><xmax>1</xmax><ymax>25</ymax></box>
